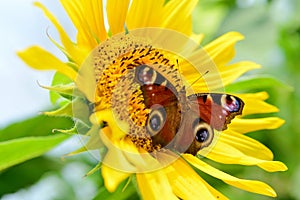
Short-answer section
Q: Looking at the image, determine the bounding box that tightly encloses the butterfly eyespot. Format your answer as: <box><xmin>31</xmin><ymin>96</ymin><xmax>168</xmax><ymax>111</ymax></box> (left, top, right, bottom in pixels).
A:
<box><xmin>222</xmin><ymin>95</ymin><xmax>241</xmax><ymax>112</ymax></box>
<box><xmin>195</xmin><ymin>128</ymin><xmax>209</xmax><ymax>142</ymax></box>
<box><xmin>147</xmin><ymin>106</ymin><xmax>166</xmax><ymax>136</ymax></box>
<box><xmin>193</xmin><ymin>119</ymin><xmax>214</xmax><ymax>148</ymax></box>
<box><xmin>149</xmin><ymin>114</ymin><xmax>161</xmax><ymax>131</ymax></box>
<box><xmin>136</xmin><ymin>65</ymin><xmax>157</xmax><ymax>84</ymax></box>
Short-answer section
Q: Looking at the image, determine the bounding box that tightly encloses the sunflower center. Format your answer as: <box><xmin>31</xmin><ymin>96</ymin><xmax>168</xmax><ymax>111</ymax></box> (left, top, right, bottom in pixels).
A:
<box><xmin>93</xmin><ymin>34</ymin><xmax>183</xmax><ymax>152</ymax></box>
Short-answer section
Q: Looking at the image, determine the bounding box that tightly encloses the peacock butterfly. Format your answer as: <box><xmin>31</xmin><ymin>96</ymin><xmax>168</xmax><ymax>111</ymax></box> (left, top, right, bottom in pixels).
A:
<box><xmin>135</xmin><ymin>64</ymin><xmax>244</xmax><ymax>155</ymax></box>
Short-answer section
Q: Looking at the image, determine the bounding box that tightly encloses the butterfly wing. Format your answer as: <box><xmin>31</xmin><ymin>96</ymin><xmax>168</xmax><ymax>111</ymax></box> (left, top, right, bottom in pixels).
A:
<box><xmin>174</xmin><ymin>93</ymin><xmax>244</xmax><ymax>155</ymax></box>
<box><xmin>135</xmin><ymin>65</ymin><xmax>183</xmax><ymax>148</ymax></box>
<box><xmin>134</xmin><ymin>64</ymin><xmax>245</xmax><ymax>155</ymax></box>
<box><xmin>188</xmin><ymin>93</ymin><xmax>244</xmax><ymax>131</ymax></box>
<box><xmin>141</xmin><ymin>84</ymin><xmax>182</xmax><ymax>147</ymax></box>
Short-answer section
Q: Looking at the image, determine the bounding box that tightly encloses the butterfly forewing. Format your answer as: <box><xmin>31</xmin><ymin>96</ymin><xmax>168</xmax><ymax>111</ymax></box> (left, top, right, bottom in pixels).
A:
<box><xmin>135</xmin><ymin>65</ymin><xmax>183</xmax><ymax>147</ymax></box>
<box><xmin>188</xmin><ymin>93</ymin><xmax>244</xmax><ymax>131</ymax></box>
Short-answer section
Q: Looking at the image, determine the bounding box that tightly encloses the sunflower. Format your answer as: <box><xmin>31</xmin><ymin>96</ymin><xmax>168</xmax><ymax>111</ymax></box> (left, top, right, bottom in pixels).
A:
<box><xmin>18</xmin><ymin>0</ymin><xmax>287</xmax><ymax>199</ymax></box>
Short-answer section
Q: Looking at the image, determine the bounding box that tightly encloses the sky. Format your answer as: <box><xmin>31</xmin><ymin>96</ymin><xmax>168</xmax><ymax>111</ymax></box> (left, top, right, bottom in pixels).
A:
<box><xmin>0</xmin><ymin>0</ymin><xmax>76</xmax><ymax>127</ymax></box>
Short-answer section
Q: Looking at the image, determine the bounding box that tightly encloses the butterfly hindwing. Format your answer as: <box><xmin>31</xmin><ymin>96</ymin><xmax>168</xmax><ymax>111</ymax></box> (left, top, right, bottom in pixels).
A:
<box><xmin>174</xmin><ymin>93</ymin><xmax>244</xmax><ymax>155</ymax></box>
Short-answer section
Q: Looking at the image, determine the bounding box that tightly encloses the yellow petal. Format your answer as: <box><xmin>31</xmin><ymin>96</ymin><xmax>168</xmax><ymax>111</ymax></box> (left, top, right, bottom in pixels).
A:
<box><xmin>112</xmin><ymin>137</ymin><xmax>162</xmax><ymax>172</ymax></box>
<box><xmin>100</xmin><ymin>129</ymin><xmax>137</xmax><ymax>173</ymax></box>
<box><xmin>179</xmin><ymin>52</ymin><xmax>216</xmax><ymax>93</ymax></box>
<box><xmin>34</xmin><ymin>2</ymin><xmax>85</xmax><ymax>65</ymax></box>
<box><xmin>196</xmin><ymin>175</ymin><xmax>229</xmax><ymax>200</ymax></box>
<box><xmin>83</xmin><ymin>0</ymin><xmax>107</xmax><ymax>41</ymax></box>
<box><xmin>256</xmin><ymin>161</ymin><xmax>288</xmax><ymax>172</ymax></box>
<box><xmin>192</xmin><ymin>61</ymin><xmax>261</xmax><ymax>91</ymax></box>
<box><xmin>124</xmin><ymin>151</ymin><xmax>162</xmax><ymax>172</ymax></box>
<box><xmin>91</xmin><ymin>109</ymin><xmax>128</xmax><ymax>140</ymax></box>
<box><xmin>17</xmin><ymin>46</ymin><xmax>77</xmax><ymax>80</ymax></box>
<box><xmin>180</xmin><ymin>32</ymin><xmax>260</xmax><ymax>92</ymax></box>
<box><xmin>239</xmin><ymin>91</ymin><xmax>269</xmax><ymax>101</ymax></box>
<box><xmin>190</xmin><ymin>32</ymin><xmax>205</xmax><ymax>44</ymax></box>
<box><xmin>237</xmin><ymin>92</ymin><xmax>279</xmax><ymax>116</ymax></box>
<box><xmin>220</xmin><ymin>130</ymin><xmax>274</xmax><ymax>160</ymax></box>
<box><xmin>181</xmin><ymin>59</ymin><xmax>260</xmax><ymax>92</ymax></box>
<box><xmin>183</xmin><ymin>154</ymin><xmax>277</xmax><ymax>197</ymax></box>
<box><xmin>126</xmin><ymin>0</ymin><xmax>164</xmax><ymax>29</ymax></box>
<box><xmin>60</xmin><ymin>0</ymin><xmax>93</xmax><ymax>48</ymax></box>
<box><xmin>230</xmin><ymin>117</ymin><xmax>285</xmax><ymax>133</ymax></box>
<box><xmin>204</xmin><ymin>32</ymin><xmax>244</xmax><ymax>66</ymax></box>
<box><xmin>74</xmin><ymin>54</ymin><xmax>97</xmax><ymax>102</ymax></box>
<box><xmin>166</xmin><ymin>158</ymin><xmax>224</xmax><ymax>199</ymax></box>
<box><xmin>102</xmin><ymin>164</ymin><xmax>131</xmax><ymax>192</ymax></box>
<box><xmin>60</xmin><ymin>0</ymin><xmax>107</xmax><ymax>49</ymax></box>
<box><xmin>219</xmin><ymin>61</ymin><xmax>261</xmax><ymax>86</ymax></box>
<box><xmin>107</xmin><ymin>0</ymin><xmax>130</xmax><ymax>34</ymax></box>
<box><xmin>161</xmin><ymin>0</ymin><xmax>198</xmax><ymax>35</ymax></box>
<box><xmin>136</xmin><ymin>170</ymin><xmax>177</xmax><ymax>200</ymax></box>
<box><xmin>204</xmin><ymin>137</ymin><xmax>287</xmax><ymax>172</ymax></box>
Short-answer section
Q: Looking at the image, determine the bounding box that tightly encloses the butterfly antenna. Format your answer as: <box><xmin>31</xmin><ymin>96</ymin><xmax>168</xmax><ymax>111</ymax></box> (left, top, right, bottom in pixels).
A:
<box><xmin>176</xmin><ymin>59</ymin><xmax>209</xmax><ymax>90</ymax></box>
<box><xmin>185</xmin><ymin>70</ymin><xmax>209</xmax><ymax>90</ymax></box>
<box><xmin>176</xmin><ymin>59</ymin><xmax>185</xmax><ymax>86</ymax></box>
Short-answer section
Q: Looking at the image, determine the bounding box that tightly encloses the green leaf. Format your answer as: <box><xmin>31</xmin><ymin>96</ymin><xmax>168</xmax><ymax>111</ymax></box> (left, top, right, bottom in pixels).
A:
<box><xmin>50</xmin><ymin>72</ymin><xmax>73</xmax><ymax>105</ymax></box>
<box><xmin>67</xmin><ymin>125</ymin><xmax>103</xmax><ymax>157</ymax></box>
<box><xmin>43</xmin><ymin>102</ymin><xmax>73</xmax><ymax>117</ymax></box>
<box><xmin>41</xmin><ymin>83</ymin><xmax>85</xmax><ymax>101</ymax></box>
<box><xmin>72</xmin><ymin>97</ymin><xmax>92</xmax><ymax>126</ymax></box>
<box><xmin>85</xmin><ymin>162</ymin><xmax>102</xmax><ymax>177</ymax></box>
<box><xmin>52</xmin><ymin>126</ymin><xmax>77</xmax><ymax>135</ymax></box>
<box><xmin>0</xmin><ymin>115</ymin><xmax>73</xmax><ymax>142</ymax></box>
<box><xmin>93</xmin><ymin>177</ymin><xmax>139</xmax><ymax>200</ymax></box>
<box><xmin>44</xmin><ymin>98</ymin><xmax>90</xmax><ymax>126</ymax></box>
<box><xmin>40</xmin><ymin>82</ymin><xmax>75</xmax><ymax>98</ymax></box>
<box><xmin>225</xmin><ymin>75</ymin><xmax>293</xmax><ymax>93</ymax></box>
<box><xmin>0</xmin><ymin>157</ymin><xmax>64</xmax><ymax>196</ymax></box>
<box><xmin>0</xmin><ymin>134</ymin><xmax>70</xmax><ymax>171</ymax></box>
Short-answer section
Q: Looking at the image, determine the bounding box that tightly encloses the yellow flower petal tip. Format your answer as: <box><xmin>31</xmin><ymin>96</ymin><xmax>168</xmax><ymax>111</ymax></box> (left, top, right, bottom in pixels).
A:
<box><xmin>231</xmin><ymin>117</ymin><xmax>285</xmax><ymax>133</ymax></box>
<box><xmin>227</xmin><ymin>31</ymin><xmax>245</xmax><ymax>40</ymax></box>
<box><xmin>17</xmin><ymin>46</ymin><xmax>77</xmax><ymax>80</ymax></box>
<box><xmin>183</xmin><ymin>154</ymin><xmax>278</xmax><ymax>197</ymax></box>
<box><xmin>191</xmin><ymin>33</ymin><xmax>205</xmax><ymax>44</ymax></box>
<box><xmin>102</xmin><ymin>165</ymin><xmax>131</xmax><ymax>192</ymax></box>
<box><xmin>259</xmin><ymin>161</ymin><xmax>288</xmax><ymax>172</ymax></box>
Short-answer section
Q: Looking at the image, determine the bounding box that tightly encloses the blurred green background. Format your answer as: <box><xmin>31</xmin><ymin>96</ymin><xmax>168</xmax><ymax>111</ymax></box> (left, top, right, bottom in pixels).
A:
<box><xmin>0</xmin><ymin>0</ymin><xmax>299</xmax><ymax>199</ymax></box>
